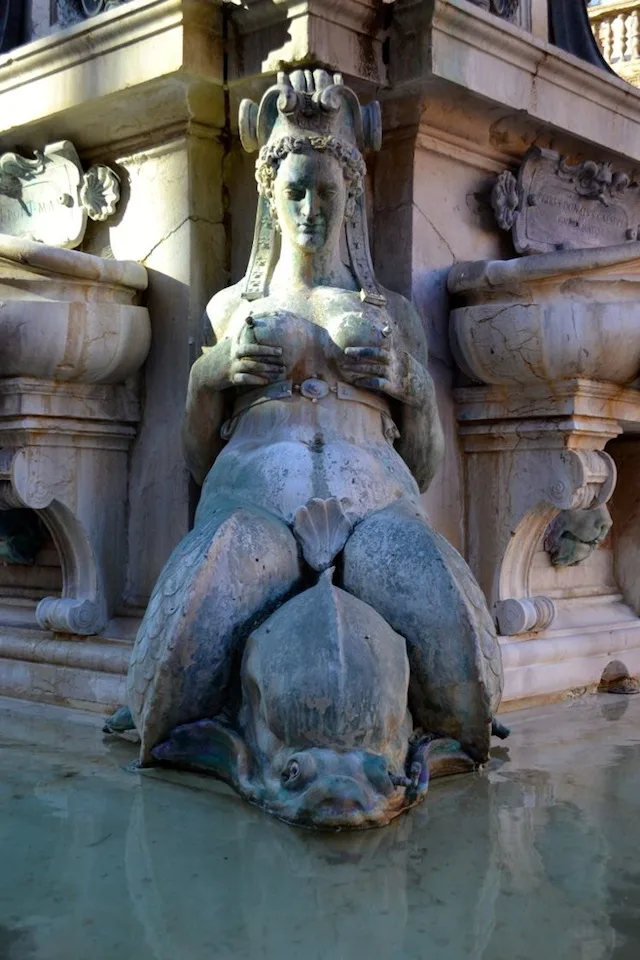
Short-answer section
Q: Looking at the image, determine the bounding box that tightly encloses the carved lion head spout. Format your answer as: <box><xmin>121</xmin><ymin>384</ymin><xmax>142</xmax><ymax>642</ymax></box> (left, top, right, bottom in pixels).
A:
<box><xmin>151</xmin><ymin>571</ymin><xmax>436</xmax><ymax>830</ymax></box>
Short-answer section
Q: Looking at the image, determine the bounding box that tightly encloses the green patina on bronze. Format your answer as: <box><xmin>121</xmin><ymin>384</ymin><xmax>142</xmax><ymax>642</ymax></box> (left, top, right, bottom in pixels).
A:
<box><xmin>119</xmin><ymin>70</ymin><xmax>505</xmax><ymax>830</ymax></box>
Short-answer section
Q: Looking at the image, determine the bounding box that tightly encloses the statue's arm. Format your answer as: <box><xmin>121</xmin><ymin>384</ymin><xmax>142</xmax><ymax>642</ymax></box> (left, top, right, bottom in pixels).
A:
<box><xmin>183</xmin><ymin>286</ymin><xmax>287</xmax><ymax>485</ymax></box>
<box><xmin>182</xmin><ymin>338</ymin><xmax>234</xmax><ymax>486</ymax></box>
<box><xmin>182</xmin><ymin>285</ymin><xmax>242</xmax><ymax>486</ymax></box>
<box><xmin>385</xmin><ymin>293</ymin><xmax>444</xmax><ymax>493</ymax></box>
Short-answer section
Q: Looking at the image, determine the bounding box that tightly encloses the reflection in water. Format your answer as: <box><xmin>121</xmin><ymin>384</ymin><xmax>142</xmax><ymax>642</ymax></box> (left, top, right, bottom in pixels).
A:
<box><xmin>600</xmin><ymin>698</ymin><xmax>630</xmax><ymax>723</ymax></box>
<box><xmin>3</xmin><ymin>696</ymin><xmax>640</xmax><ymax>959</ymax></box>
<box><xmin>125</xmin><ymin>776</ymin><xmax>498</xmax><ymax>960</ymax></box>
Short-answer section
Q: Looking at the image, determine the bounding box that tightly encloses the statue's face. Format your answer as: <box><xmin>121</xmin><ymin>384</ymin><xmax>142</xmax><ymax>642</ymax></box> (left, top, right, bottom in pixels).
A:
<box><xmin>273</xmin><ymin>150</ymin><xmax>347</xmax><ymax>253</ymax></box>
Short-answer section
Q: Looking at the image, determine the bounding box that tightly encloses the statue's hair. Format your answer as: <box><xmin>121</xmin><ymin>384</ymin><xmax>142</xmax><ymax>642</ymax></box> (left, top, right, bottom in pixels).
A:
<box><xmin>255</xmin><ymin>135</ymin><xmax>366</xmax><ymax>218</ymax></box>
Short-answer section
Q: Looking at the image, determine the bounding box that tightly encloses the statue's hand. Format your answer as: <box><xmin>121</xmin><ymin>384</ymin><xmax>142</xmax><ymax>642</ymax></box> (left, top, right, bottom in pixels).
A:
<box><xmin>230</xmin><ymin>316</ymin><xmax>286</xmax><ymax>387</ymax></box>
<box><xmin>339</xmin><ymin>345</ymin><xmax>429</xmax><ymax>409</ymax></box>
<box><xmin>339</xmin><ymin>345</ymin><xmax>392</xmax><ymax>393</ymax></box>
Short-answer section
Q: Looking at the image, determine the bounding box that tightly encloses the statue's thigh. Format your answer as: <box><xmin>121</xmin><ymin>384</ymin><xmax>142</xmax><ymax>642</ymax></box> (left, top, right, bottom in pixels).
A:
<box><xmin>342</xmin><ymin>500</ymin><xmax>500</xmax><ymax>759</ymax></box>
<box><xmin>128</xmin><ymin>499</ymin><xmax>302</xmax><ymax>759</ymax></box>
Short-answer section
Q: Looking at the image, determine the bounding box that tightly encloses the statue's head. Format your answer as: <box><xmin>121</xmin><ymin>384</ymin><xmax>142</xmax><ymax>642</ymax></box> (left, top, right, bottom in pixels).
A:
<box><xmin>256</xmin><ymin>135</ymin><xmax>365</xmax><ymax>253</ymax></box>
<box><xmin>239</xmin><ymin>69</ymin><xmax>385</xmax><ymax>304</ymax></box>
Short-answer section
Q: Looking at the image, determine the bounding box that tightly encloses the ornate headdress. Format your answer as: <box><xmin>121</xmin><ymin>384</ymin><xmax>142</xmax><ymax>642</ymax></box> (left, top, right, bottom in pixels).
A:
<box><xmin>239</xmin><ymin>69</ymin><xmax>385</xmax><ymax>306</ymax></box>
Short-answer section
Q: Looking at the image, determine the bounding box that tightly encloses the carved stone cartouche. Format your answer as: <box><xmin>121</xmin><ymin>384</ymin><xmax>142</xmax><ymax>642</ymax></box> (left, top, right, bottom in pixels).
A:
<box><xmin>491</xmin><ymin>146</ymin><xmax>640</xmax><ymax>255</ymax></box>
<box><xmin>0</xmin><ymin>141</ymin><xmax>119</xmax><ymax>249</ymax></box>
<box><xmin>122</xmin><ymin>70</ymin><xmax>504</xmax><ymax>829</ymax></box>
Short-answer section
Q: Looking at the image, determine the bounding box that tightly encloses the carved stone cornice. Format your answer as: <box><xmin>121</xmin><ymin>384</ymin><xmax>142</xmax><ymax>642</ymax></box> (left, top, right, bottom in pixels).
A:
<box><xmin>0</xmin><ymin>0</ymin><xmax>224</xmax><ymax>153</ymax></box>
<box><xmin>389</xmin><ymin>0</ymin><xmax>640</xmax><ymax>164</ymax></box>
<box><xmin>227</xmin><ymin>0</ymin><xmax>388</xmax><ymax>84</ymax></box>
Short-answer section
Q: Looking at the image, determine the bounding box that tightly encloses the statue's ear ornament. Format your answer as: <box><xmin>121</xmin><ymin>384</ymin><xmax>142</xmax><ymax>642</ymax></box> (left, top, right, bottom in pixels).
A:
<box><xmin>238</xmin><ymin>99</ymin><xmax>258</xmax><ymax>154</ymax></box>
<box><xmin>239</xmin><ymin>70</ymin><xmax>385</xmax><ymax>306</ymax></box>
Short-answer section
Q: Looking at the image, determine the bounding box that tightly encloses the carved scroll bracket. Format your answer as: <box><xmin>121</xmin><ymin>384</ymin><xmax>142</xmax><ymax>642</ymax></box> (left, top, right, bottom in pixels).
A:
<box><xmin>456</xmin><ymin>404</ymin><xmax>620</xmax><ymax>621</ymax></box>
<box><xmin>0</xmin><ymin>386</ymin><xmax>138</xmax><ymax>636</ymax></box>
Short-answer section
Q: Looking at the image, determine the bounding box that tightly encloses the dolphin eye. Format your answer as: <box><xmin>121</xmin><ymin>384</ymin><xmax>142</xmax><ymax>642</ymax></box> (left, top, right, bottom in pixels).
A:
<box><xmin>280</xmin><ymin>754</ymin><xmax>316</xmax><ymax>790</ymax></box>
<box><xmin>282</xmin><ymin>759</ymin><xmax>300</xmax><ymax>782</ymax></box>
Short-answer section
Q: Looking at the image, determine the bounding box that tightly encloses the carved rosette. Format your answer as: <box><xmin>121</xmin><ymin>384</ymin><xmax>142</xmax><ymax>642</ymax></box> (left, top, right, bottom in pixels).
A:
<box><xmin>467</xmin><ymin>0</ymin><xmax>519</xmax><ymax>17</ymax></box>
<box><xmin>80</xmin><ymin>165</ymin><xmax>120</xmax><ymax>222</ymax></box>
<box><xmin>491</xmin><ymin>170</ymin><xmax>520</xmax><ymax>230</ymax></box>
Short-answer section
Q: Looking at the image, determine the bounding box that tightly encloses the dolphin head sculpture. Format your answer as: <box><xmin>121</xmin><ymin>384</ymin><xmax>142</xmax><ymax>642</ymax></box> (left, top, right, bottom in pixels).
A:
<box><xmin>152</xmin><ymin>571</ymin><xmax>433</xmax><ymax>829</ymax></box>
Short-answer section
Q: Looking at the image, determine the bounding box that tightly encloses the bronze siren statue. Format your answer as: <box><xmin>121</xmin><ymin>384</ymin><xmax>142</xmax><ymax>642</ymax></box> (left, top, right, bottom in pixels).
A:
<box><xmin>117</xmin><ymin>71</ymin><xmax>505</xmax><ymax>829</ymax></box>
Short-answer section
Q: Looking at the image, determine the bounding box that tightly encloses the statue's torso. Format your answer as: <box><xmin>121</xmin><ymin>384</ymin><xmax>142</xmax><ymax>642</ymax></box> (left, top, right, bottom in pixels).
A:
<box><xmin>199</xmin><ymin>284</ymin><xmax>420</xmax><ymax>524</ymax></box>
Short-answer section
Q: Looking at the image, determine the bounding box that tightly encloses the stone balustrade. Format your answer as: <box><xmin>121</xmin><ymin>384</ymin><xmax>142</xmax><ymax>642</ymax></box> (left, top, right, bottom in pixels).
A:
<box><xmin>588</xmin><ymin>0</ymin><xmax>640</xmax><ymax>83</ymax></box>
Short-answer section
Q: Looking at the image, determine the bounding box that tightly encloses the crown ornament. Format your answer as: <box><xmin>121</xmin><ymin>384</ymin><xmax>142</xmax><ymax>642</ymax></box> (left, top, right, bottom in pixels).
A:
<box><xmin>239</xmin><ymin>70</ymin><xmax>385</xmax><ymax>306</ymax></box>
<box><xmin>239</xmin><ymin>69</ymin><xmax>382</xmax><ymax>154</ymax></box>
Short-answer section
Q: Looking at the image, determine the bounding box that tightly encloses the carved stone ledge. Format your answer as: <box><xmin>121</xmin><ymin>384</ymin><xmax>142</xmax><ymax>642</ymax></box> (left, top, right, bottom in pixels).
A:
<box><xmin>389</xmin><ymin>0</ymin><xmax>640</xmax><ymax>165</ymax></box>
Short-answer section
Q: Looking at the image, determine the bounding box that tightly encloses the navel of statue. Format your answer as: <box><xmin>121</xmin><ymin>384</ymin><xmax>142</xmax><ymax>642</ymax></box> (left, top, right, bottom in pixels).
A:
<box><xmin>115</xmin><ymin>69</ymin><xmax>505</xmax><ymax>830</ymax></box>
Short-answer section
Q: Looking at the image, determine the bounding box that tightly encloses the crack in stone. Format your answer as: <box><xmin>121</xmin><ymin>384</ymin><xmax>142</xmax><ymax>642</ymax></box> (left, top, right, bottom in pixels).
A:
<box><xmin>141</xmin><ymin>215</ymin><xmax>220</xmax><ymax>264</ymax></box>
<box><xmin>413</xmin><ymin>203</ymin><xmax>457</xmax><ymax>262</ymax></box>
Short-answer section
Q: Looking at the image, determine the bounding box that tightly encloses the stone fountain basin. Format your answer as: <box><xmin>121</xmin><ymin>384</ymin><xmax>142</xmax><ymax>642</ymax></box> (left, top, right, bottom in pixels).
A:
<box><xmin>448</xmin><ymin>244</ymin><xmax>640</xmax><ymax>386</ymax></box>
<box><xmin>0</xmin><ymin>235</ymin><xmax>150</xmax><ymax>383</ymax></box>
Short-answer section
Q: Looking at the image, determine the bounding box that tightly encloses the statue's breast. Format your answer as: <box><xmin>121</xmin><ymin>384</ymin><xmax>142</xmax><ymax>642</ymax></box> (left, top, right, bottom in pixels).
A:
<box><xmin>226</xmin><ymin>290</ymin><xmax>393</xmax><ymax>382</ymax></box>
<box><xmin>227</xmin><ymin>300</ymin><xmax>326</xmax><ymax>380</ymax></box>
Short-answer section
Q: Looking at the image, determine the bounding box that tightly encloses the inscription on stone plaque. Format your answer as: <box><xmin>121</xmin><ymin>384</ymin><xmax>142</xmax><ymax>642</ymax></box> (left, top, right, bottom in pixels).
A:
<box><xmin>492</xmin><ymin>146</ymin><xmax>640</xmax><ymax>254</ymax></box>
<box><xmin>0</xmin><ymin>140</ymin><xmax>119</xmax><ymax>249</ymax></box>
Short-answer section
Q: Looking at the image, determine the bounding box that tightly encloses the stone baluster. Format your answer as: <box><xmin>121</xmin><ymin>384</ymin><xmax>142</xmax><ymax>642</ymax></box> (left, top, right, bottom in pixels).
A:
<box><xmin>626</xmin><ymin>10</ymin><xmax>640</xmax><ymax>59</ymax></box>
<box><xmin>599</xmin><ymin>16</ymin><xmax>613</xmax><ymax>62</ymax></box>
<box><xmin>611</xmin><ymin>13</ymin><xmax>627</xmax><ymax>61</ymax></box>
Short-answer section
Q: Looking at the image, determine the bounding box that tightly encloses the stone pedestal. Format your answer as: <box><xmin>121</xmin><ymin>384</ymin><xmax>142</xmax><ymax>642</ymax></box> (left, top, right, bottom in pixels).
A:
<box><xmin>0</xmin><ymin>238</ymin><xmax>150</xmax><ymax>711</ymax></box>
<box><xmin>450</xmin><ymin>247</ymin><xmax>640</xmax><ymax>706</ymax></box>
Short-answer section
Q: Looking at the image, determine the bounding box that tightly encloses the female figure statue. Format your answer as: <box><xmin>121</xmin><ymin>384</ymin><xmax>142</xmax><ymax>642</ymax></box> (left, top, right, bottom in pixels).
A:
<box><xmin>123</xmin><ymin>71</ymin><xmax>503</xmax><ymax>829</ymax></box>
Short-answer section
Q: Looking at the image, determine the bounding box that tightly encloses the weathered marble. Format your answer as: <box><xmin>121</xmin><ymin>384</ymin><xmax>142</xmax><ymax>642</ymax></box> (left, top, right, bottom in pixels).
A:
<box><xmin>122</xmin><ymin>71</ymin><xmax>505</xmax><ymax>829</ymax></box>
<box><xmin>449</xmin><ymin>244</ymin><xmax>640</xmax><ymax>707</ymax></box>
<box><xmin>492</xmin><ymin>147</ymin><xmax>640</xmax><ymax>254</ymax></box>
<box><xmin>0</xmin><ymin>141</ymin><xmax>119</xmax><ymax>248</ymax></box>
<box><xmin>0</xmin><ymin>237</ymin><xmax>149</xmax><ymax>643</ymax></box>
<box><xmin>450</xmin><ymin>244</ymin><xmax>640</xmax><ymax>386</ymax></box>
